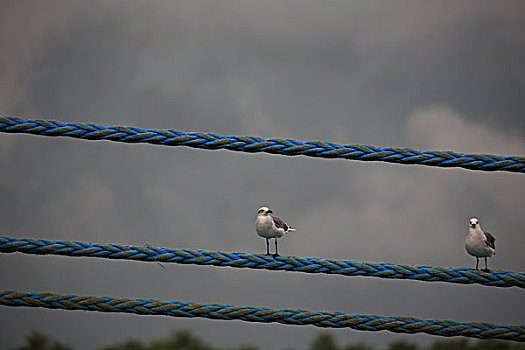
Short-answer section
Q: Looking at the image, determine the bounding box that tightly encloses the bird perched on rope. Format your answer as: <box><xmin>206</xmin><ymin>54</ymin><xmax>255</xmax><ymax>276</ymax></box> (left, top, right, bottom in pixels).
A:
<box><xmin>255</xmin><ymin>206</ymin><xmax>296</xmax><ymax>257</ymax></box>
<box><xmin>465</xmin><ymin>218</ymin><xmax>496</xmax><ymax>271</ymax></box>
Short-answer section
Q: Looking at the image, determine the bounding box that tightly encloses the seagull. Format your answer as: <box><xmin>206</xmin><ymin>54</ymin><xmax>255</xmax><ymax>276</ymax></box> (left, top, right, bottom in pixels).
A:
<box><xmin>465</xmin><ymin>218</ymin><xmax>496</xmax><ymax>271</ymax></box>
<box><xmin>255</xmin><ymin>206</ymin><xmax>296</xmax><ymax>257</ymax></box>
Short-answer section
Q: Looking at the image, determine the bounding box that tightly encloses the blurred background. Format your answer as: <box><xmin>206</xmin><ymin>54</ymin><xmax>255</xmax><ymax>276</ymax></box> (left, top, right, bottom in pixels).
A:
<box><xmin>1</xmin><ymin>1</ymin><xmax>524</xmax><ymax>349</ymax></box>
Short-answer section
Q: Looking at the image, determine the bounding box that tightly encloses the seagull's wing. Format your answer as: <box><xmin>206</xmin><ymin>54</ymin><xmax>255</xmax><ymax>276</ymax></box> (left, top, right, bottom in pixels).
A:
<box><xmin>484</xmin><ymin>231</ymin><xmax>496</xmax><ymax>250</ymax></box>
<box><xmin>270</xmin><ymin>215</ymin><xmax>289</xmax><ymax>231</ymax></box>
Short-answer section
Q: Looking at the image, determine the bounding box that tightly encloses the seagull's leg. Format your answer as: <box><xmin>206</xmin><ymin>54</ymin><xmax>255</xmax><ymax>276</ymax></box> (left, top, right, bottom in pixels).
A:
<box><xmin>265</xmin><ymin>238</ymin><xmax>270</xmax><ymax>255</ymax></box>
<box><xmin>483</xmin><ymin>257</ymin><xmax>489</xmax><ymax>272</ymax></box>
<box><xmin>475</xmin><ymin>257</ymin><xmax>479</xmax><ymax>270</ymax></box>
<box><xmin>273</xmin><ymin>238</ymin><xmax>279</xmax><ymax>257</ymax></box>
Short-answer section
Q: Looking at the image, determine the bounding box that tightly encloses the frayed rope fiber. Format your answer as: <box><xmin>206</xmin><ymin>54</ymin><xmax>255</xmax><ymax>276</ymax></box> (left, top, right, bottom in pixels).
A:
<box><xmin>1</xmin><ymin>236</ymin><xmax>523</xmax><ymax>288</ymax></box>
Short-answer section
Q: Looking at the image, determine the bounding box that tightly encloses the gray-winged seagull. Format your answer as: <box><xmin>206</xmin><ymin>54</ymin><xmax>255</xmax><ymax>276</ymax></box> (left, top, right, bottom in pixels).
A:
<box><xmin>465</xmin><ymin>218</ymin><xmax>496</xmax><ymax>271</ymax></box>
<box><xmin>255</xmin><ymin>206</ymin><xmax>296</xmax><ymax>257</ymax></box>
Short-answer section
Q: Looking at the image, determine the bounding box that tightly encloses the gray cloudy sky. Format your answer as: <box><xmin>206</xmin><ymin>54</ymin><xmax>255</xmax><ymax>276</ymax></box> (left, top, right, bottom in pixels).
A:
<box><xmin>1</xmin><ymin>1</ymin><xmax>524</xmax><ymax>349</ymax></box>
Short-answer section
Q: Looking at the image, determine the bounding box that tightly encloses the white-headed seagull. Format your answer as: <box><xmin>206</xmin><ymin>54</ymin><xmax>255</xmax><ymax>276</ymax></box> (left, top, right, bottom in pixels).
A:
<box><xmin>255</xmin><ymin>206</ymin><xmax>296</xmax><ymax>257</ymax></box>
<box><xmin>466</xmin><ymin>218</ymin><xmax>496</xmax><ymax>271</ymax></box>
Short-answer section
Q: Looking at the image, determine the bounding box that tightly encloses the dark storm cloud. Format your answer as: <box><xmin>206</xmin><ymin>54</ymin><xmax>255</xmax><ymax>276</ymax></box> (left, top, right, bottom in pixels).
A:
<box><xmin>1</xmin><ymin>1</ymin><xmax>524</xmax><ymax>350</ymax></box>
<box><xmin>6</xmin><ymin>1</ymin><xmax>524</xmax><ymax>139</ymax></box>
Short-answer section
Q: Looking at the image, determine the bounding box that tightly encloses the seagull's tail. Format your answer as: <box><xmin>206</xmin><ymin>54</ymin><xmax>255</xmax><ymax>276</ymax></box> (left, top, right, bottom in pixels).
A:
<box><xmin>287</xmin><ymin>228</ymin><xmax>296</xmax><ymax>232</ymax></box>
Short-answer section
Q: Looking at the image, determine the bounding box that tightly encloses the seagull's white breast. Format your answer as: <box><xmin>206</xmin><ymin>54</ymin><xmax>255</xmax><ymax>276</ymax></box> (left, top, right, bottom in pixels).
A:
<box><xmin>465</xmin><ymin>228</ymin><xmax>495</xmax><ymax>257</ymax></box>
<box><xmin>256</xmin><ymin>215</ymin><xmax>285</xmax><ymax>239</ymax></box>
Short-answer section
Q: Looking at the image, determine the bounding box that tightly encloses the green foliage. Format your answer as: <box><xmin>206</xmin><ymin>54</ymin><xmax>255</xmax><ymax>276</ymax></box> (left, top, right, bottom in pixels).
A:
<box><xmin>14</xmin><ymin>330</ymin><xmax>72</xmax><ymax>350</ymax></box>
<box><xmin>102</xmin><ymin>340</ymin><xmax>146</xmax><ymax>350</ymax></box>
<box><xmin>342</xmin><ymin>342</ymin><xmax>375</xmax><ymax>350</ymax></box>
<box><xmin>234</xmin><ymin>346</ymin><xmax>258</xmax><ymax>350</ymax></box>
<box><xmin>123</xmin><ymin>341</ymin><xmax>146</xmax><ymax>350</ymax></box>
<box><xmin>466</xmin><ymin>339</ymin><xmax>525</xmax><ymax>350</ymax></box>
<box><xmin>308</xmin><ymin>332</ymin><xmax>338</xmax><ymax>350</ymax></box>
<box><xmin>149</xmin><ymin>329</ymin><xmax>216</xmax><ymax>350</ymax></box>
<box><xmin>14</xmin><ymin>329</ymin><xmax>525</xmax><ymax>350</ymax></box>
<box><xmin>426</xmin><ymin>338</ymin><xmax>525</xmax><ymax>350</ymax></box>
<box><xmin>100</xmin><ymin>330</ymin><xmax>218</xmax><ymax>350</ymax></box>
<box><xmin>426</xmin><ymin>338</ymin><xmax>470</xmax><ymax>350</ymax></box>
<box><xmin>387</xmin><ymin>339</ymin><xmax>418</xmax><ymax>350</ymax></box>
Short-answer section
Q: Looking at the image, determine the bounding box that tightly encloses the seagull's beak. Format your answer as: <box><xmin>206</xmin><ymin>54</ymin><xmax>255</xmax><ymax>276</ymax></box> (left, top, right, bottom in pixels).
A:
<box><xmin>267</xmin><ymin>210</ymin><xmax>273</xmax><ymax>214</ymax></box>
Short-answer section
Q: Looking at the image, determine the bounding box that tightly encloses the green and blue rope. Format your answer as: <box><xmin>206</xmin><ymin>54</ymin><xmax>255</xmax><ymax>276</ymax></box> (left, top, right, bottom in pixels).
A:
<box><xmin>1</xmin><ymin>116</ymin><xmax>523</xmax><ymax>173</ymax></box>
<box><xmin>1</xmin><ymin>236</ymin><xmax>523</xmax><ymax>288</ymax></box>
<box><xmin>1</xmin><ymin>290</ymin><xmax>523</xmax><ymax>341</ymax></box>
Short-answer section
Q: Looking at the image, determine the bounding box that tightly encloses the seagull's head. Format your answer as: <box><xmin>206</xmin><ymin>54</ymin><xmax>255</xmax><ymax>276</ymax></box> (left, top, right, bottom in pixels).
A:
<box><xmin>257</xmin><ymin>206</ymin><xmax>272</xmax><ymax>216</ymax></box>
<box><xmin>469</xmin><ymin>218</ymin><xmax>479</xmax><ymax>229</ymax></box>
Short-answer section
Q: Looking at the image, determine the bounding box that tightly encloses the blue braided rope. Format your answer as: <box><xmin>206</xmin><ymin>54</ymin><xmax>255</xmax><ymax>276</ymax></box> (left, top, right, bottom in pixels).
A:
<box><xmin>2</xmin><ymin>236</ymin><xmax>523</xmax><ymax>288</ymax></box>
<box><xmin>1</xmin><ymin>290</ymin><xmax>523</xmax><ymax>341</ymax></box>
<box><xmin>1</xmin><ymin>116</ymin><xmax>523</xmax><ymax>173</ymax></box>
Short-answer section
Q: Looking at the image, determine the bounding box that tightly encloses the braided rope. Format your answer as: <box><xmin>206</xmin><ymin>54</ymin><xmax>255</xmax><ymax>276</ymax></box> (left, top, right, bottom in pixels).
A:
<box><xmin>1</xmin><ymin>116</ymin><xmax>523</xmax><ymax>173</ymax></box>
<box><xmin>2</xmin><ymin>236</ymin><xmax>523</xmax><ymax>288</ymax></box>
<box><xmin>1</xmin><ymin>290</ymin><xmax>523</xmax><ymax>341</ymax></box>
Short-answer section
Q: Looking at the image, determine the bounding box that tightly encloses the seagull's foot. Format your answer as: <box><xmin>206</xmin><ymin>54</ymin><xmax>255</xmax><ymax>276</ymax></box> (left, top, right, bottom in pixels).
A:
<box><xmin>482</xmin><ymin>268</ymin><xmax>490</xmax><ymax>272</ymax></box>
<box><xmin>265</xmin><ymin>253</ymin><xmax>272</xmax><ymax>256</ymax></box>
<box><xmin>272</xmin><ymin>253</ymin><xmax>280</xmax><ymax>257</ymax></box>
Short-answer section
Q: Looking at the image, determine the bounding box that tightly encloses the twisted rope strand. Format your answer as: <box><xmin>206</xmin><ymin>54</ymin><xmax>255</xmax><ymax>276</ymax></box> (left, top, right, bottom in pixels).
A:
<box><xmin>1</xmin><ymin>290</ymin><xmax>523</xmax><ymax>341</ymax></box>
<box><xmin>2</xmin><ymin>236</ymin><xmax>523</xmax><ymax>288</ymax></box>
<box><xmin>1</xmin><ymin>116</ymin><xmax>523</xmax><ymax>173</ymax></box>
